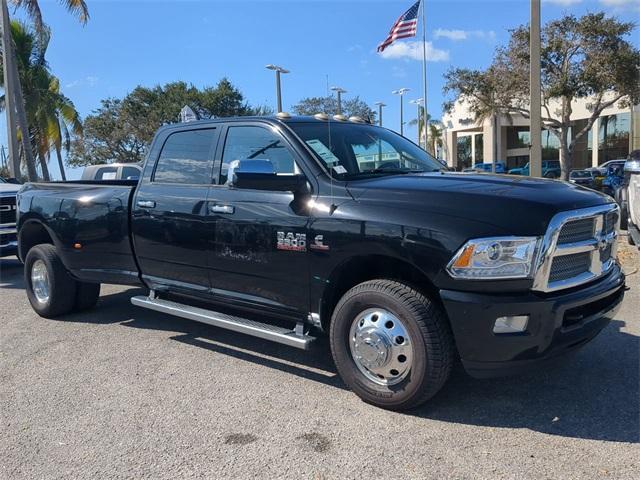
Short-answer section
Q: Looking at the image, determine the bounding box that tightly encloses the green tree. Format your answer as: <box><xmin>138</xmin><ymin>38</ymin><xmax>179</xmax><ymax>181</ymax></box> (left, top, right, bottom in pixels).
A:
<box><xmin>69</xmin><ymin>79</ymin><xmax>268</xmax><ymax>166</ymax></box>
<box><xmin>443</xmin><ymin>13</ymin><xmax>640</xmax><ymax>179</ymax></box>
<box><xmin>292</xmin><ymin>95</ymin><xmax>376</xmax><ymax>122</ymax></box>
<box><xmin>1</xmin><ymin>21</ymin><xmax>81</xmax><ymax>180</ymax></box>
<box><xmin>2</xmin><ymin>0</ymin><xmax>89</xmax><ymax>180</ymax></box>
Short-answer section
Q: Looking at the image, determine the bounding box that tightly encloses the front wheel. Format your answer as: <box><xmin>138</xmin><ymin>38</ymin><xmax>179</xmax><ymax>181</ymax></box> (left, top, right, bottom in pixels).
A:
<box><xmin>330</xmin><ymin>279</ymin><xmax>454</xmax><ymax>411</ymax></box>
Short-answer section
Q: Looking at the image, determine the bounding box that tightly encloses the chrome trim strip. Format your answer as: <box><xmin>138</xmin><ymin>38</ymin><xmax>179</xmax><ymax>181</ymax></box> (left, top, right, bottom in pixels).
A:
<box><xmin>0</xmin><ymin>227</ymin><xmax>17</xmax><ymax>235</ymax></box>
<box><xmin>533</xmin><ymin>203</ymin><xmax>619</xmax><ymax>293</ymax></box>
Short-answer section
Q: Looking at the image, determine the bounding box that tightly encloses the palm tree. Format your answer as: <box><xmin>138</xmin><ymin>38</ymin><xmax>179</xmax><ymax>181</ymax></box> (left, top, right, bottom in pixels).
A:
<box><xmin>427</xmin><ymin>121</ymin><xmax>443</xmax><ymax>158</ymax></box>
<box><xmin>10</xmin><ymin>1</ymin><xmax>89</xmax><ymax>30</ymax></box>
<box><xmin>1</xmin><ymin>21</ymin><xmax>81</xmax><ymax>180</ymax></box>
<box><xmin>1</xmin><ymin>0</ymin><xmax>88</xmax><ymax>180</ymax></box>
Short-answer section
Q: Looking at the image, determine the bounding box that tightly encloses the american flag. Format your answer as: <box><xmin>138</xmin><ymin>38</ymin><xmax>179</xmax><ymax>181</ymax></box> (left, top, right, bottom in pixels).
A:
<box><xmin>377</xmin><ymin>1</ymin><xmax>421</xmax><ymax>53</ymax></box>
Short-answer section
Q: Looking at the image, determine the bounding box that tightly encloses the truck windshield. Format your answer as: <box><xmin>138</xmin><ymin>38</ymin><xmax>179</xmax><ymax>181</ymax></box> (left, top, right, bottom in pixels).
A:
<box><xmin>288</xmin><ymin>121</ymin><xmax>444</xmax><ymax>179</ymax></box>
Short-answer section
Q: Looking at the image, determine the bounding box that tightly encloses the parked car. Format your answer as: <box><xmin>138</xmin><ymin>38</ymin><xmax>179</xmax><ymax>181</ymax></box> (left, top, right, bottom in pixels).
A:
<box><xmin>585</xmin><ymin>167</ymin><xmax>607</xmax><ymax>190</ymax></box>
<box><xmin>569</xmin><ymin>169</ymin><xmax>597</xmax><ymax>188</ymax></box>
<box><xmin>601</xmin><ymin>160</ymin><xmax>626</xmax><ymax>197</ymax></box>
<box><xmin>508</xmin><ymin>160</ymin><xmax>561</xmax><ymax>178</ymax></box>
<box><xmin>81</xmin><ymin>163</ymin><xmax>142</xmax><ymax>181</ymax></box>
<box><xmin>17</xmin><ymin>115</ymin><xmax>625</xmax><ymax>410</ymax></box>
<box><xmin>621</xmin><ymin>151</ymin><xmax>640</xmax><ymax>245</ymax></box>
<box><xmin>464</xmin><ymin>162</ymin><xmax>506</xmax><ymax>174</ymax></box>
<box><xmin>0</xmin><ymin>177</ymin><xmax>20</xmax><ymax>257</ymax></box>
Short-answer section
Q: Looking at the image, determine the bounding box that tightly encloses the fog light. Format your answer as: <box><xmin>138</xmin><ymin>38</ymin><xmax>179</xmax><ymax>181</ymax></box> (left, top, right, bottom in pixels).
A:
<box><xmin>494</xmin><ymin>315</ymin><xmax>529</xmax><ymax>334</ymax></box>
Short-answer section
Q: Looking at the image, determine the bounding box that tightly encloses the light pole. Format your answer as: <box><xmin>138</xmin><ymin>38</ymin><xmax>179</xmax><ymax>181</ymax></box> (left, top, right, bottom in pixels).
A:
<box><xmin>265</xmin><ymin>64</ymin><xmax>289</xmax><ymax>113</ymax></box>
<box><xmin>529</xmin><ymin>0</ymin><xmax>542</xmax><ymax>178</ymax></box>
<box><xmin>392</xmin><ymin>88</ymin><xmax>410</xmax><ymax>136</ymax></box>
<box><xmin>374</xmin><ymin>102</ymin><xmax>386</xmax><ymax>127</ymax></box>
<box><xmin>409</xmin><ymin>98</ymin><xmax>424</xmax><ymax>148</ymax></box>
<box><xmin>331</xmin><ymin>86</ymin><xmax>347</xmax><ymax>116</ymax></box>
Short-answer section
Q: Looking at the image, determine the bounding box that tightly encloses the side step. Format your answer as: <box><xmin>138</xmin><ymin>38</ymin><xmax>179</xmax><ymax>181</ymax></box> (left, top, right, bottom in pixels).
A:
<box><xmin>131</xmin><ymin>295</ymin><xmax>315</xmax><ymax>350</ymax></box>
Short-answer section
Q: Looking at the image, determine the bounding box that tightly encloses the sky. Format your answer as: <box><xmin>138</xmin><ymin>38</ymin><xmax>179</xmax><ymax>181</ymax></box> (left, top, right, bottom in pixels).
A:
<box><xmin>2</xmin><ymin>0</ymin><xmax>639</xmax><ymax>179</ymax></box>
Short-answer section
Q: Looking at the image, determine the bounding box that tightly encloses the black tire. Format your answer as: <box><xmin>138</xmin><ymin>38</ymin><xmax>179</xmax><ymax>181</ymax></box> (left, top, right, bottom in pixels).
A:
<box><xmin>330</xmin><ymin>279</ymin><xmax>454</xmax><ymax>411</ymax></box>
<box><xmin>24</xmin><ymin>244</ymin><xmax>77</xmax><ymax>318</ymax></box>
<box><xmin>74</xmin><ymin>282</ymin><xmax>101</xmax><ymax>312</ymax></box>
<box><xmin>629</xmin><ymin>229</ymin><xmax>636</xmax><ymax>246</ymax></box>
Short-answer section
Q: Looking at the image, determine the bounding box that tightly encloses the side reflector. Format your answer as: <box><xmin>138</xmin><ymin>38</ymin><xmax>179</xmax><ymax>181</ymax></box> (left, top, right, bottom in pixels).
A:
<box><xmin>452</xmin><ymin>245</ymin><xmax>475</xmax><ymax>268</ymax></box>
<box><xmin>73</xmin><ymin>243</ymin><xmax>82</xmax><ymax>250</ymax></box>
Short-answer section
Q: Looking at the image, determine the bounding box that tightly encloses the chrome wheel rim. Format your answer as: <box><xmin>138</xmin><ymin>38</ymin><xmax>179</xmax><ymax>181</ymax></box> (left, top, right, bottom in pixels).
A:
<box><xmin>31</xmin><ymin>259</ymin><xmax>50</xmax><ymax>304</ymax></box>
<box><xmin>349</xmin><ymin>308</ymin><xmax>413</xmax><ymax>386</ymax></box>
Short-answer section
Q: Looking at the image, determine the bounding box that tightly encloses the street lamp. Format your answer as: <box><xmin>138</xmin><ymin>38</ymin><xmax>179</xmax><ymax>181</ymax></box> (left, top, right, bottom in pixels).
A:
<box><xmin>331</xmin><ymin>86</ymin><xmax>347</xmax><ymax>116</ymax></box>
<box><xmin>409</xmin><ymin>98</ymin><xmax>424</xmax><ymax>148</ymax></box>
<box><xmin>374</xmin><ymin>102</ymin><xmax>386</xmax><ymax>127</ymax></box>
<box><xmin>265</xmin><ymin>64</ymin><xmax>290</xmax><ymax>113</ymax></box>
<box><xmin>392</xmin><ymin>88</ymin><xmax>410</xmax><ymax>136</ymax></box>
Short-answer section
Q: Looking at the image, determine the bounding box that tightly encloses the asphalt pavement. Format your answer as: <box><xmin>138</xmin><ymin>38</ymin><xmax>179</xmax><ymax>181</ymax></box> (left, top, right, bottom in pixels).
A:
<box><xmin>1</xmin><ymin>241</ymin><xmax>638</xmax><ymax>479</ymax></box>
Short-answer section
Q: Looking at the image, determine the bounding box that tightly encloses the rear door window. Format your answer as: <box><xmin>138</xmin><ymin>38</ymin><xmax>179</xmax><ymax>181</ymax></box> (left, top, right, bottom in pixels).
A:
<box><xmin>95</xmin><ymin>166</ymin><xmax>118</xmax><ymax>180</ymax></box>
<box><xmin>154</xmin><ymin>129</ymin><xmax>217</xmax><ymax>184</ymax></box>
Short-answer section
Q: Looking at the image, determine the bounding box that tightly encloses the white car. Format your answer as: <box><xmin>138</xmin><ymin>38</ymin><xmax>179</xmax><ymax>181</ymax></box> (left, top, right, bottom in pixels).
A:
<box><xmin>623</xmin><ymin>151</ymin><xmax>640</xmax><ymax>247</ymax></box>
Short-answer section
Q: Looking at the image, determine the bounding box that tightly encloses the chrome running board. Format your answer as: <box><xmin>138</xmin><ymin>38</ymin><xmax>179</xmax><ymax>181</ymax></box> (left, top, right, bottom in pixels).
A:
<box><xmin>131</xmin><ymin>295</ymin><xmax>315</xmax><ymax>350</ymax></box>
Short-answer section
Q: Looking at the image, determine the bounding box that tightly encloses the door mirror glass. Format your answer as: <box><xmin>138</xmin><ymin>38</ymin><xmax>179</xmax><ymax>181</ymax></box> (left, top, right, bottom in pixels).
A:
<box><xmin>232</xmin><ymin>159</ymin><xmax>304</xmax><ymax>192</ymax></box>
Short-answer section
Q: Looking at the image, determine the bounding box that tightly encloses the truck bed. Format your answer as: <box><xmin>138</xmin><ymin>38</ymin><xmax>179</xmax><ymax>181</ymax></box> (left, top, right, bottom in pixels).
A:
<box><xmin>17</xmin><ymin>181</ymin><xmax>141</xmax><ymax>285</ymax></box>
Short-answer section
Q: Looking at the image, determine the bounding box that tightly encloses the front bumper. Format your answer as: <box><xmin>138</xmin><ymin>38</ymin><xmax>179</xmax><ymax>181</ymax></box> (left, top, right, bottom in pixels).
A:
<box><xmin>0</xmin><ymin>226</ymin><xmax>18</xmax><ymax>257</ymax></box>
<box><xmin>440</xmin><ymin>264</ymin><xmax>625</xmax><ymax>378</ymax></box>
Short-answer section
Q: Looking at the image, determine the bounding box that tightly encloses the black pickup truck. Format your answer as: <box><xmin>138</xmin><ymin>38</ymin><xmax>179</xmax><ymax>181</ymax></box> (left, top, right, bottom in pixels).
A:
<box><xmin>16</xmin><ymin>115</ymin><xmax>625</xmax><ymax>410</ymax></box>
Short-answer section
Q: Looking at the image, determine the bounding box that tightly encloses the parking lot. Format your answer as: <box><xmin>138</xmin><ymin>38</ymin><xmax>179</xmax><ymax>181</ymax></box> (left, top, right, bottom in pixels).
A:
<box><xmin>1</xmin><ymin>241</ymin><xmax>638</xmax><ymax>479</ymax></box>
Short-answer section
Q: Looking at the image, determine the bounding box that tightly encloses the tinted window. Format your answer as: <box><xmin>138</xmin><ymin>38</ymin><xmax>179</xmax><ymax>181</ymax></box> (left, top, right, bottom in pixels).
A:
<box><xmin>122</xmin><ymin>166</ymin><xmax>140</xmax><ymax>179</ymax></box>
<box><xmin>154</xmin><ymin>129</ymin><xmax>216</xmax><ymax>184</ymax></box>
<box><xmin>221</xmin><ymin>126</ymin><xmax>296</xmax><ymax>184</ymax></box>
<box><xmin>95</xmin><ymin>167</ymin><xmax>118</xmax><ymax>180</ymax></box>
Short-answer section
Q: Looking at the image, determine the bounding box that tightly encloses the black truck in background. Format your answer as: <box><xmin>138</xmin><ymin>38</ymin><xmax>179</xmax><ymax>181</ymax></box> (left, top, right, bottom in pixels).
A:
<box><xmin>16</xmin><ymin>115</ymin><xmax>625</xmax><ymax>410</ymax></box>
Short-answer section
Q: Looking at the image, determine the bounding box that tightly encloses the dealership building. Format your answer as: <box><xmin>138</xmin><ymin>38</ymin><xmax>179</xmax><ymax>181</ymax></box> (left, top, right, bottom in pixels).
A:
<box><xmin>441</xmin><ymin>93</ymin><xmax>640</xmax><ymax>171</ymax></box>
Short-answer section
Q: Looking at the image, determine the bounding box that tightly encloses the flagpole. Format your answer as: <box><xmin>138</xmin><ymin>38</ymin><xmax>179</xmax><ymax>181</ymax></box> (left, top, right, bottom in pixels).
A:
<box><xmin>420</xmin><ymin>0</ymin><xmax>428</xmax><ymax>150</ymax></box>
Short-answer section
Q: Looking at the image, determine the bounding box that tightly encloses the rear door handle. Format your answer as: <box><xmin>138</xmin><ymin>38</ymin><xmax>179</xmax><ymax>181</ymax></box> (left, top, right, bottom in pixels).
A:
<box><xmin>210</xmin><ymin>204</ymin><xmax>235</xmax><ymax>214</ymax></box>
<box><xmin>137</xmin><ymin>200</ymin><xmax>156</xmax><ymax>209</ymax></box>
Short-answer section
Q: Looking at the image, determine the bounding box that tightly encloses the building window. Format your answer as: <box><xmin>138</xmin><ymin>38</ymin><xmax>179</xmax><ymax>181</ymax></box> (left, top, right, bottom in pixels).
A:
<box><xmin>541</xmin><ymin>130</ymin><xmax>560</xmax><ymax>161</ymax></box>
<box><xmin>474</xmin><ymin>134</ymin><xmax>484</xmax><ymax>163</ymax></box>
<box><xmin>599</xmin><ymin>112</ymin><xmax>630</xmax><ymax>164</ymax></box>
<box><xmin>506</xmin><ymin>155</ymin><xmax>528</xmax><ymax>170</ymax></box>
<box><xmin>507</xmin><ymin>127</ymin><xmax>530</xmax><ymax>149</ymax></box>
<box><xmin>571</xmin><ymin>119</ymin><xmax>591</xmax><ymax>170</ymax></box>
<box><xmin>457</xmin><ymin>135</ymin><xmax>472</xmax><ymax>169</ymax></box>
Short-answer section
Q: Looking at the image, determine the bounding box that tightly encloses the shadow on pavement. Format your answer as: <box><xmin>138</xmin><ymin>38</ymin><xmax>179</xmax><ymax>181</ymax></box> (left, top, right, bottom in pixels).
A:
<box><xmin>4</xmin><ymin>264</ymin><xmax>639</xmax><ymax>444</ymax></box>
<box><xmin>0</xmin><ymin>257</ymin><xmax>25</xmax><ymax>289</ymax></box>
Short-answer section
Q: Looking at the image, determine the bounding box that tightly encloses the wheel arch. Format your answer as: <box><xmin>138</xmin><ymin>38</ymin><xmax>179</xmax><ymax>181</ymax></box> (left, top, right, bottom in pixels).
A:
<box><xmin>18</xmin><ymin>219</ymin><xmax>56</xmax><ymax>262</ymax></box>
<box><xmin>319</xmin><ymin>254</ymin><xmax>441</xmax><ymax>332</ymax></box>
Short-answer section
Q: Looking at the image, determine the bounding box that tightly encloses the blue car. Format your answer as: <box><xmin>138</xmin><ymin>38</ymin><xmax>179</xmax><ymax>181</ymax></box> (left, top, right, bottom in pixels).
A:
<box><xmin>467</xmin><ymin>162</ymin><xmax>506</xmax><ymax>173</ymax></box>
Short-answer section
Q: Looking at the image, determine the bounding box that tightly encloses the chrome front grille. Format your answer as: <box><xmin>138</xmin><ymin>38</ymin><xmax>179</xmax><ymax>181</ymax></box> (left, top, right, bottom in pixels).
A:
<box><xmin>556</xmin><ymin>218</ymin><xmax>594</xmax><ymax>244</ymax></box>
<box><xmin>549</xmin><ymin>252</ymin><xmax>592</xmax><ymax>283</ymax></box>
<box><xmin>533</xmin><ymin>204</ymin><xmax>619</xmax><ymax>292</ymax></box>
<box><xmin>0</xmin><ymin>195</ymin><xmax>17</xmax><ymax>225</ymax></box>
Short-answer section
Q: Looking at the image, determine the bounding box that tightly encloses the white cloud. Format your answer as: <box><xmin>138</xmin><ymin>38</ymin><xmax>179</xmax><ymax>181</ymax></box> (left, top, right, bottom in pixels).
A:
<box><xmin>379</xmin><ymin>41</ymin><xmax>449</xmax><ymax>62</ymax></box>
<box><xmin>542</xmin><ymin>0</ymin><xmax>583</xmax><ymax>5</ymax></box>
<box><xmin>433</xmin><ymin>29</ymin><xmax>496</xmax><ymax>41</ymax></box>
<box><xmin>65</xmin><ymin>76</ymin><xmax>99</xmax><ymax>89</ymax></box>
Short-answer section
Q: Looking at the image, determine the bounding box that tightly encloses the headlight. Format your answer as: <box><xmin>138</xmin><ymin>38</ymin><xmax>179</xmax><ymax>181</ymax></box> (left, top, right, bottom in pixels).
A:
<box><xmin>447</xmin><ymin>237</ymin><xmax>540</xmax><ymax>279</ymax></box>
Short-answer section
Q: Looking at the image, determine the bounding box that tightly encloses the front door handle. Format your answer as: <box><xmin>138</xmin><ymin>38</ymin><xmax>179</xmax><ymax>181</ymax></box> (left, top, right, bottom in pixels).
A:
<box><xmin>210</xmin><ymin>204</ymin><xmax>235</xmax><ymax>214</ymax></box>
<box><xmin>137</xmin><ymin>200</ymin><xmax>156</xmax><ymax>209</ymax></box>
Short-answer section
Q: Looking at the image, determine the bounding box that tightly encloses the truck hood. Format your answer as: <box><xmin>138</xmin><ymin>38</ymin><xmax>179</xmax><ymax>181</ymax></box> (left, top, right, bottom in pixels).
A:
<box><xmin>0</xmin><ymin>184</ymin><xmax>21</xmax><ymax>195</ymax></box>
<box><xmin>346</xmin><ymin>172</ymin><xmax>615</xmax><ymax>235</ymax></box>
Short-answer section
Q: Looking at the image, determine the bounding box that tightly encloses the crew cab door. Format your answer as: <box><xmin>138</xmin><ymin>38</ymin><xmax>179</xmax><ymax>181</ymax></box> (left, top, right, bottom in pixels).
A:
<box><xmin>206</xmin><ymin>123</ymin><xmax>311</xmax><ymax>318</ymax></box>
<box><xmin>132</xmin><ymin>126</ymin><xmax>219</xmax><ymax>296</ymax></box>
